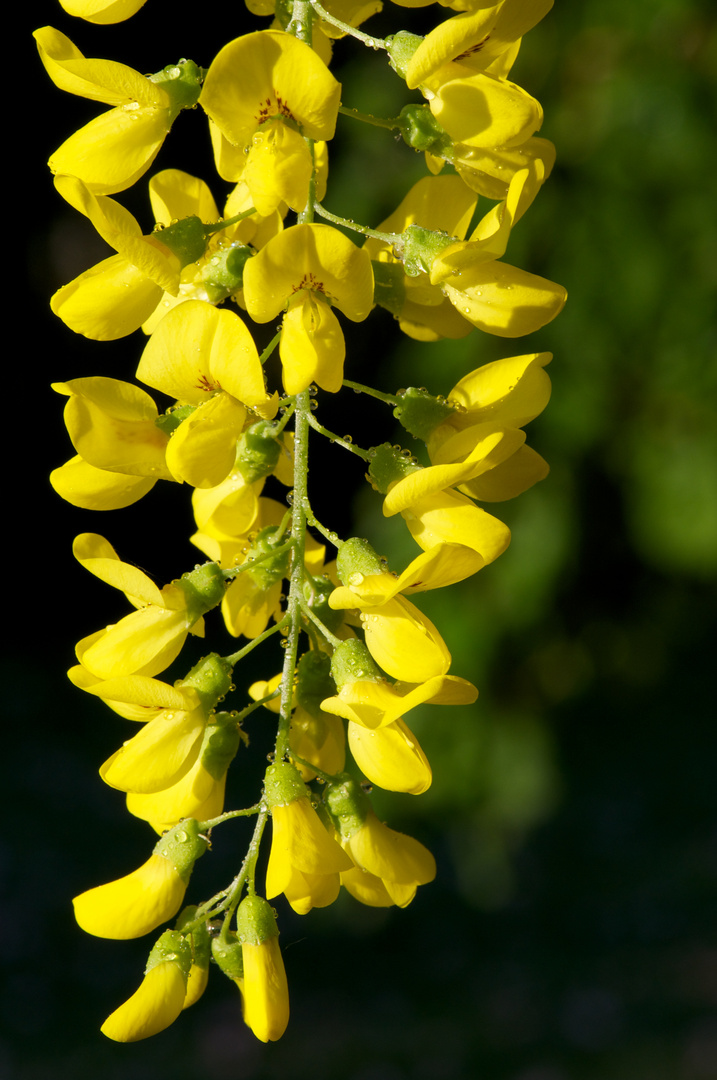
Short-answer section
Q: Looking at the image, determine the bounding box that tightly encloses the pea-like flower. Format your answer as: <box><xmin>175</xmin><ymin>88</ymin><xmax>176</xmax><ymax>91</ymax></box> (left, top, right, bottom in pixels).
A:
<box><xmin>200</xmin><ymin>30</ymin><xmax>340</xmax><ymax>215</ymax></box>
<box><xmin>73</xmin><ymin>533</ymin><xmax>224</xmax><ymax>679</ymax></box>
<box><xmin>101</xmin><ymin>931</ymin><xmax>191</xmax><ymax>1043</ymax></box>
<box><xmin>35</xmin><ymin>27</ymin><xmax>202</xmax><ymax>194</ymax></box>
<box><xmin>136</xmin><ymin>300</ymin><xmax>276</xmax><ymax>488</ymax></box>
<box><xmin>51</xmin><ymin>377</ymin><xmax>172</xmax><ymax>510</ymax></box>
<box><xmin>327</xmin><ymin>775</ymin><xmax>436</xmax><ymax>907</ymax></box>
<box><xmin>264</xmin><ymin>761</ymin><xmax>352</xmax><ymax>914</ymax></box>
<box><xmin>73</xmin><ymin>820</ymin><xmax>207</xmax><ymax>939</ymax></box>
<box><xmin>236</xmin><ymin>895</ymin><xmax>290</xmax><ymax>1042</ymax></box>
<box><xmin>243</xmin><ymin>223</ymin><xmax>374</xmax><ymax>394</ymax></box>
<box><xmin>50</xmin><ymin>174</ymin><xmax>181</xmax><ymax>340</ymax></box>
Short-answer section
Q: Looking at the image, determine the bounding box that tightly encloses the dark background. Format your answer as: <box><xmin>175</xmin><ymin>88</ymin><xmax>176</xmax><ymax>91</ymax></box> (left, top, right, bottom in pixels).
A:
<box><xmin>8</xmin><ymin>1</ymin><xmax>716</xmax><ymax>1077</ymax></box>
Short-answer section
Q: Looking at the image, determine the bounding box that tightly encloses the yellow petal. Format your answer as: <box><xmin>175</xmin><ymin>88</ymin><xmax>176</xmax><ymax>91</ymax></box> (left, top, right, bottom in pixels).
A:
<box><xmin>101</xmin><ymin>961</ymin><xmax>186</xmax><ymax>1042</ymax></box>
<box><xmin>360</xmin><ymin>596</ymin><xmax>452</xmax><ymax>682</ymax></box>
<box><xmin>241</xmin><ymin>937</ymin><xmax>290</xmax><ymax>1042</ymax></box>
<box><xmin>280</xmin><ymin>293</ymin><xmax>345</xmax><ymax>395</ymax></box>
<box><xmin>51</xmin><ymin>254</ymin><xmax>163</xmax><ymax>340</ymax></box>
<box><xmin>165</xmin><ymin>394</ymin><xmax>247</xmax><ymax>489</ymax></box>
<box><xmin>73</xmin><ymin>853</ymin><xmax>186</xmax><ymax>939</ymax></box>
<box><xmin>100</xmin><ymin>705</ymin><xmax>206</xmax><ymax>793</ymax></box>
<box><xmin>50</xmin><ymin>455</ymin><xmax>156</xmax><ymax>509</ymax></box>
<box><xmin>348</xmin><ymin>718</ymin><xmax>432</xmax><ymax>794</ymax></box>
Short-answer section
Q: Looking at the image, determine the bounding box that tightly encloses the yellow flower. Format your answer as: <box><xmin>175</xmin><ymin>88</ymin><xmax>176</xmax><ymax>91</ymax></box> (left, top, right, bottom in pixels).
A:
<box><xmin>142</xmin><ymin>170</ymin><xmax>284</xmax><ymax>333</ymax></box>
<box><xmin>366</xmin><ymin>174</ymin><xmax>477</xmax><ymax>341</ymax></box>
<box><xmin>405</xmin><ymin>0</ymin><xmax>554</xmax><ymax>90</ymax></box>
<box><xmin>236</xmin><ymin>895</ymin><xmax>289</xmax><ymax>1042</ymax></box>
<box><xmin>50</xmin><ymin>175</ymin><xmax>181</xmax><ymax>340</ymax></box>
<box><xmin>136</xmin><ymin>300</ymin><xmax>276</xmax><ymax>488</ymax></box>
<box><xmin>264</xmin><ymin>762</ymin><xmax>352</xmax><ymax>914</ymax></box>
<box><xmin>327</xmin><ymin>775</ymin><xmax>436</xmax><ymax>907</ymax></box>
<box><xmin>35</xmin><ymin>28</ymin><xmax>201</xmax><ymax>194</ymax></box>
<box><xmin>73</xmin><ymin>820</ymin><xmax>207</xmax><ymax>939</ymax></box>
<box><xmin>200</xmin><ymin>30</ymin><xmax>340</xmax><ymax>214</ymax></box>
<box><xmin>243</xmin><ymin>224</ymin><xmax>374</xmax><ymax>394</ymax></box>
<box><xmin>73</xmin><ymin>533</ymin><xmax>224</xmax><ymax>679</ymax></box>
<box><xmin>101</xmin><ymin>931</ymin><xmax>191</xmax><ymax>1043</ymax></box>
<box><xmin>52</xmin><ymin>376</ymin><xmax>171</xmax><ymax>486</ymax></box>
<box><xmin>125</xmin><ymin>710</ymin><xmax>240</xmax><ymax>832</ymax></box>
<box><xmin>426</xmin><ymin>352</ymin><xmax>552</xmax><ymax>501</ymax></box>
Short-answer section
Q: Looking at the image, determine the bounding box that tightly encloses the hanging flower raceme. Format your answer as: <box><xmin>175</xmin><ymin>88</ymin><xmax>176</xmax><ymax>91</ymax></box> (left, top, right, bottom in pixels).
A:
<box><xmin>73</xmin><ymin>820</ymin><xmax>207</xmax><ymax>939</ymax></box>
<box><xmin>327</xmin><ymin>775</ymin><xmax>436</xmax><ymax>907</ymax></box>
<box><xmin>136</xmin><ymin>300</ymin><xmax>277</xmax><ymax>488</ymax></box>
<box><xmin>264</xmin><ymin>761</ymin><xmax>353</xmax><ymax>915</ymax></box>
<box><xmin>200</xmin><ymin>30</ymin><xmax>340</xmax><ymax>215</ymax></box>
<box><xmin>243</xmin><ymin>223</ymin><xmax>374</xmax><ymax>393</ymax></box>
<box><xmin>34</xmin><ymin>27</ymin><xmax>202</xmax><ymax>194</ymax></box>
<box><xmin>72</xmin><ymin>532</ymin><xmax>224</xmax><ymax>679</ymax></box>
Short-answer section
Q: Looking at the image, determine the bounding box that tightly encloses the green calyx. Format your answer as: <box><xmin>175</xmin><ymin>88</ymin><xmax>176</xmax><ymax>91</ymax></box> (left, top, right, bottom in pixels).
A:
<box><xmin>197</xmin><ymin>712</ymin><xmax>242</xmax><ymax>782</ymax></box>
<box><xmin>336</xmin><ymin>537</ymin><xmax>384</xmax><ymax>585</ymax></box>
<box><xmin>330</xmin><ymin>639</ymin><xmax>382</xmax><ymax>691</ymax></box>
<box><xmin>245</xmin><ymin>526</ymin><xmax>291</xmax><ymax>590</ymax></box>
<box><xmin>372</xmin><ymin>260</ymin><xmax>406</xmax><ymax>318</ymax></box>
<box><xmin>236</xmin><ymin>421</ymin><xmax>282</xmax><ymax>483</ymax></box>
<box><xmin>393</xmin><ymin>387</ymin><xmax>458</xmax><ymax>442</ymax></box>
<box><xmin>295</xmin><ymin>651</ymin><xmax>337</xmax><ymax>717</ymax></box>
<box><xmin>175</xmin><ymin>561</ymin><xmax>226</xmax><ymax>620</ymax></box>
<box><xmin>154</xmin><ymin>819</ymin><xmax>208</xmax><ymax>883</ymax></box>
<box><xmin>303</xmin><ymin>575</ymin><xmax>345</xmax><ymax>636</ymax></box>
<box><xmin>155</xmin><ymin>403</ymin><xmax>196</xmax><ymax>436</ymax></box>
<box><xmin>386</xmin><ymin>32</ymin><xmax>423</xmax><ymax>79</ymax></box>
<box><xmin>179</xmin><ymin>653</ymin><xmax>233</xmax><ymax>713</ymax></box>
<box><xmin>236</xmin><ymin>894</ymin><xmax>279</xmax><ymax>946</ymax></box>
<box><xmin>174</xmin><ymin>907</ymin><xmax>212</xmax><ymax>970</ymax></box>
<box><xmin>325</xmin><ymin>773</ymin><xmax>370</xmax><ymax>839</ymax></box>
<box><xmin>202</xmin><ymin>242</ymin><xmax>254</xmax><ymax>303</ymax></box>
<box><xmin>397</xmin><ymin>104</ymin><xmax>452</xmax><ymax>157</ymax></box>
<box><xmin>264</xmin><ymin>759</ymin><xmax>307</xmax><ymax>809</ymax></box>
<box><xmin>398</xmin><ymin>223</ymin><xmax>459</xmax><ymax>277</ymax></box>
<box><xmin>367</xmin><ymin>442</ymin><xmax>420</xmax><ymax>493</ymax></box>
<box><xmin>149</xmin><ymin>59</ymin><xmax>203</xmax><ymax>115</ymax></box>
<box><xmin>211</xmin><ymin>932</ymin><xmax>244</xmax><ymax>980</ymax></box>
<box><xmin>154</xmin><ymin>216</ymin><xmax>208</xmax><ymax>269</ymax></box>
<box><xmin>145</xmin><ymin>929</ymin><xmax>193</xmax><ymax>978</ymax></box>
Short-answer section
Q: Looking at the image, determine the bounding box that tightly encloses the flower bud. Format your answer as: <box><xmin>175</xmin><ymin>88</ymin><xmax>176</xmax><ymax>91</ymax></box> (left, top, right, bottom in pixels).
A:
<box><xmin>235</xmin><ymin>895</ymin><xmax>289</xmax><ymax>1042</ymax></box>
<box><xmin>100</xmin><ymin>929</ymin><xmax>192</xmax><ymax>1042</ymax></box>
<box><xmin>235</xmin><ymin>421</ymin><xmax>282</xmax><ymax>483</ymax></box>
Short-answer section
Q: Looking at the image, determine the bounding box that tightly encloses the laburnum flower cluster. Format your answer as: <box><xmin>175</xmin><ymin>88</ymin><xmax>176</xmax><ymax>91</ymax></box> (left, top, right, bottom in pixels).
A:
<box><xmin>39</xmin><ymin>0</ymin><xmax>565</xmax><ymax>1046</ymax></box>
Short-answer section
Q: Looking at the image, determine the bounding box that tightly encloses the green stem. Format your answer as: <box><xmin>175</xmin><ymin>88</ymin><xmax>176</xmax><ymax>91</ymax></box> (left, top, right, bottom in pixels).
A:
<box><xmin>313</xmin><ymin>200</ymin><xmax>400</xmax><ymax>245</ymax></box>
<box><xmin>203</xmin><ymin>206</ymin><xmax>257</xmax><ymax>237</ymax></box>
<box><xmin>275</xmin><ymin>391</ymin><xmax>311</xmax><ymax>760</ymax></box>
<box><xmin>309</xmin><ymin>0</ymin><xmax>389</xmax><ymax>49</ymax></box>
<box><xmin>200</xmin><ymin>802</ymin><xmax>263</xmax><ymax>831</ymax></box>
<box><xmin>299</xmin><ymin>594</ymin><xmax>343</xmax><ymax>649</ymax></box>
<box><xmin>306</xmin><ymin>410</ymin><xmax>371</xmax><ymax>460</ymax></box>
<box><xmin>259</xmin><ymin>329</ymin><xmax>282</xmax><ymax>367</ymax></box>
<box><xmin>223</xmin><ymin>617</ymin><xmax>289</xmax><ymax>668</ymax></box>
<box><xmin>343</xmin><ymin>379</ymin><xmax>400</xmax><ymax>405</ymax></box>
<box><xmin>221</xmin><ymin>539</ymin><xmax>293</xmax><ymax>581</ymax></box>
<box><xmin>339</xmin><ymin>105</ymin><xmax>401</xmax><ymax>131</ymax></box>
<box><xmin>306</xmin><ymin>514</ymin><xmax>343</xmax><ymax>550</ymax></box>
